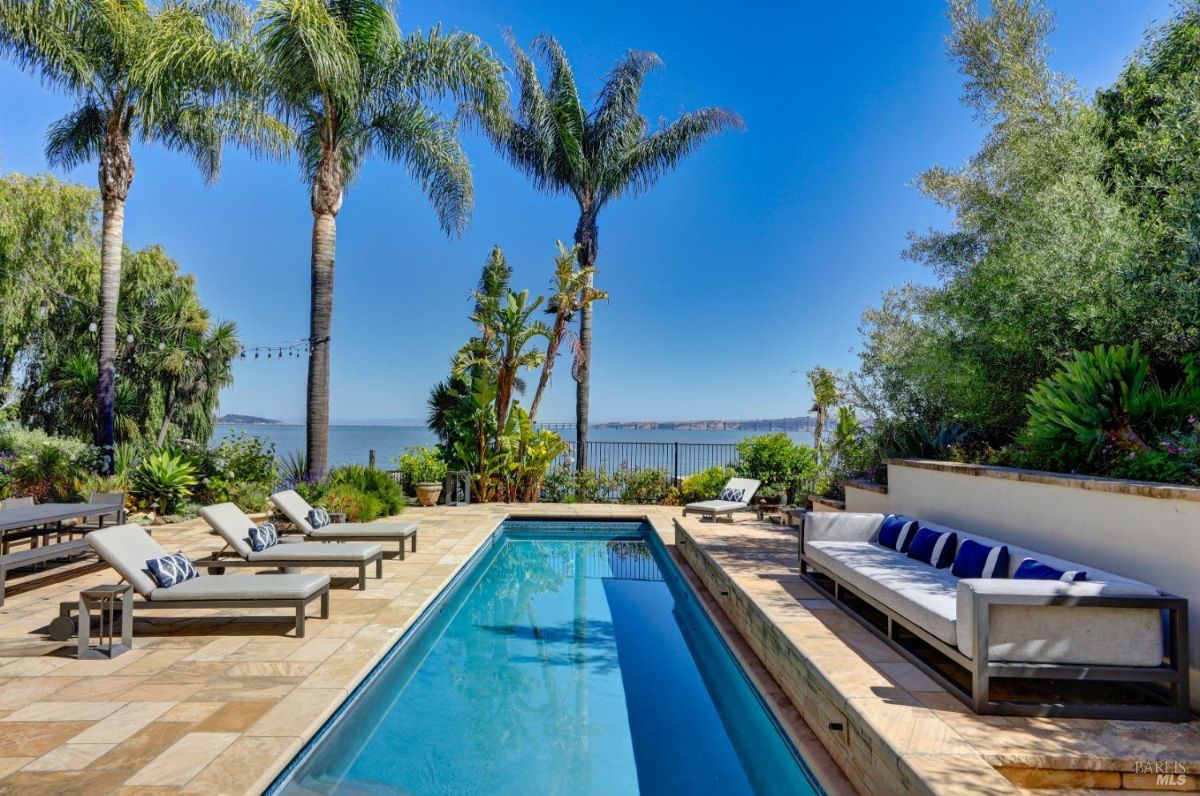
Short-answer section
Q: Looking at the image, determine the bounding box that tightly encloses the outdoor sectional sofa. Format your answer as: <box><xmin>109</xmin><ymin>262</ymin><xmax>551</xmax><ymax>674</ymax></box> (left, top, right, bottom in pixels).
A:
<box><xmin>798</xmin><ymin>511</ymin><xmax>1190</xmax><ymax>720</ymax></box>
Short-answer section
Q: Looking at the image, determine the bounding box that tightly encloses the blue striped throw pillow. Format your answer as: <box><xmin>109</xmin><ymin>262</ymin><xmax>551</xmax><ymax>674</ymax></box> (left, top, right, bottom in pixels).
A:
<box><xmin>307</xmin><ymin>507</ymin><xmax>331</xmax><ymax>529</ymax></box>
<box><xmin>248</xmin><ymin>522</ymin><xmax>278</xmax><ymax>552</ymax></box>
<box><xmin>951</xmin><ymin>539</ymin><xmax>1009</xmax><ymax>579</ymax></box>
<box><xmin>906</xmin><ymin>527</ymin><xmax>957</xmax><ymax>569</ymax></box>
<box><xmin>878</xmin><ymin>514</ymin><xmax>918</xmax><ymax>553</ymax></box>
<box><xmin>146</xmin><ymin>551</ymin><xmax>198</xmax><ymax>588</ymax></box>
<box><xmin>1013</xmin><ymin>557</ymin><xmax>1087</xmax><ymax>582</ymax></box>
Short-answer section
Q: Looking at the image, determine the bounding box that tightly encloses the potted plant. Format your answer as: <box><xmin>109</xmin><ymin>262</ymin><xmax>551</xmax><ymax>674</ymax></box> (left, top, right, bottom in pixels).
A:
<box><xmin>396</xmin><ymin>447</ymin><xmax>448</xmax><ymax>507</ymax></box>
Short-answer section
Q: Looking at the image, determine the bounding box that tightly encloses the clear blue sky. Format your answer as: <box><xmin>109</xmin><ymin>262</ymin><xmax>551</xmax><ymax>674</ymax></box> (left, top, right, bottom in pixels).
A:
<box><xmin>0</xmin><ymin>0</ymin><xmax>1172</xmax><ymax>424</ymax></box>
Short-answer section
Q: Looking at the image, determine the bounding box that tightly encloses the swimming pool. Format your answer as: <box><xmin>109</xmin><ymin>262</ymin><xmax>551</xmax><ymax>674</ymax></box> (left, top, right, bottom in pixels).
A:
<box><xmin>271</xmin><ymin>519</ymin><xmax>822</xmax><ymax>795</ymax></box>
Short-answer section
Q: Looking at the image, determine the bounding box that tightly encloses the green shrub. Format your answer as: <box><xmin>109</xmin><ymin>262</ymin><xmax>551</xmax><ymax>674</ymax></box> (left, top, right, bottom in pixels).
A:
<box><xmin>131</xmin><ymin>450</ymin><xmax>198</xmax><ymax>514</ymax></box>
<box><xmin>0</xmin><ymin>426</ymin><xmax>95</xmax><ymax>502</ymax></box>
<box><xmin>679</xmin><ymin>465</ymin><xmax>736</xmax><ymax>503</ymax></box>
<box><xmin>323</xmin><ymin>483</ymin><xmax>384</xmax><ymax>522</ymax></box>
<box><xmin>735</xmin><ymin>433</ymin><xmax>818</xmax><ymax>502</ymax></box>
<box><xmin>613</xmin><ymin>467</ymin><xmax>675</xmax><ymax>504</ymax></box>
<box><xmin>537</xmin><ymin>468</ymin><xmax>614</xmax><ymax>502</ymax></box>
<box><xmin>393</xmin><ymin>446</ymin><xmax>448</xmax><ymax>493</ymax></box>
<box><xmin>329</xmin><ymin>464</ymin><xmax>405</xmax><ymax>515</ymax></box>
<box><xmin>292</xmin><ymin>478</ymin><xmax>328</xmax><ymax>507</ymax></box>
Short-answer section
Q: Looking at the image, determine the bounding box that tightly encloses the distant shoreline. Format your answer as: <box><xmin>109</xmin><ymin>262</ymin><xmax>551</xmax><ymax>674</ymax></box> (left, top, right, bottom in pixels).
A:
<box><xmin>216</xmin><ymin>416</ymin><xmax>816</xmax><ymax>431</ymax></box>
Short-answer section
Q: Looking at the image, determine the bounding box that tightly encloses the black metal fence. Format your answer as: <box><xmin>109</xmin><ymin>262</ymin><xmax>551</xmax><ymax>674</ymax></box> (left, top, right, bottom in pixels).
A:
<box><xmin>550</xmin><ymin>441</ymin><xmax>740</xmax><ymax>483</ymax></box>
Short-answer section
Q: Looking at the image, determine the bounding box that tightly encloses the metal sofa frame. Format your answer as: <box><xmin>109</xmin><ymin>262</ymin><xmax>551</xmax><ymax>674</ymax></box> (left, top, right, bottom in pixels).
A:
<box><xmin>797</xmin><ymin>522</ymin><xmax>1191</xmax><ymax>721</ymax></box>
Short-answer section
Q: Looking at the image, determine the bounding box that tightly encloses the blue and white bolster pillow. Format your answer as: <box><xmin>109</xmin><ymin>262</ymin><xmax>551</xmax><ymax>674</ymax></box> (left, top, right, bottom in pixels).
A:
<box><xmin>718</xmin><ymin>487</ymin><xmax>745</xmax><ymax>502</ymax></box>
<box><xmin>146</xmin><ymin>551</ymin><xmax>198</xmax><ymax>588</ymax></box>
<box><xmin>1013</xmin><ymin>557</ymin><xmax>1087</xmax><ymax>582</ymax></box>
<box><xmin>877</xmin><ymin>514</ymin><xmax>918</xmax><ymax>553</ymax></box>
<box><xmin>308</xmin><ymin>507</ymin><xmax>331</xmax><ymax>529</ymax></box>
<box><xmin>906</xmin><ymin>527</ymin><xmax>958</xmax><ymax>569</ymax></box>
<box><xmin>951</xmin><ymin>539</ymin><xmax>1009</xmax><ymax>579</ymax></box>
<box><xmin>248</xmin><ymin>522</ymin><xmax>278</xmax><ymax>552</ymax></box>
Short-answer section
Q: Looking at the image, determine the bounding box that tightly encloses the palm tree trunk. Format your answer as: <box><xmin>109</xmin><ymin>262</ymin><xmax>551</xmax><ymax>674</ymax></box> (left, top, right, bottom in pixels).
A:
<box><xmin>306</xmin><ymin>211</ymin><xmax>336</xmax><ymax>481</ymax></box>
<box><xmin>156</xmin><ymin>384</ymin><xmax>175</xmax><ymax>447</ymax></box>
<box><xmin>96</xmin><ymin>196</ymin><xmax>126</xmax><ymax>473</ymax></box>
<box><xmin>573</xmin><ymin>213</ymin><xmax>598</xmax><ymax>472</ymax></box>
<box><xmin>529</xmin><ymin>317</ymin><xmax>566</xmax><ymax>423</ymax></box>
<box><xmin>96</xmin><ymin>130</ymin><xmax>133</xmax><ymax>475</ymax></box>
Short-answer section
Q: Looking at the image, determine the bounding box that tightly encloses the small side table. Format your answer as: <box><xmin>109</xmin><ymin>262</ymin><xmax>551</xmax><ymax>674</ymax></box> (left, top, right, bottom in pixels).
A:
<box><xmin>77</xmin><ymin>584</ymin><xmax>132</xmax><ymax>660</ymax></box>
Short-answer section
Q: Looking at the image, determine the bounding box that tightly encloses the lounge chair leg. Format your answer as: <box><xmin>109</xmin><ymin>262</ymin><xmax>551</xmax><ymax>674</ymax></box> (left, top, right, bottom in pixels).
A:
<box><xmin>0</xmin><ymin>564</ymin><xmax>6</xmax><ymax>608</ymax></box>
<box><xmin>320</xmin><ymin>590</ymin><xmax>330</xmax><ymax>619</ymax></box>
<box><xmin>398</xmin><ymin>540</ymin><xmax>405</xmax><ymax>561</ymax></box>
<box><xmin>358</xmin><ymin>562</ymin><xmax>366</xmax><ymax>591</ymax></box>
<box><xmin>295</xmin><ymin>604</ymin><xmax>306</xmax><ymax>638</ymax></box>
<box><xmin>411</xmin><ymin>533</ymin><xmax>417</xmax><ymax>554</ymax></box>
<box><xmin>375</xmin><ymin>558</ymin><xmax>383</xmax><ymax>579</ymax></box>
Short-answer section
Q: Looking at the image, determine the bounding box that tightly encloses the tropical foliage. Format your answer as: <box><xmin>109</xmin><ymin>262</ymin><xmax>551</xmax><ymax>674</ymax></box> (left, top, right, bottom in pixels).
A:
<box><xmin>131</xmin><ymin>449</ymin><xmax>198</xmax><ymax>515</ymax></box>
<box><xmin>394</xmin><ymin>446</ymin><xmax>447</xmax><ymax>492</ymax></box>
<box><xmin>478</xmin><ymin>35</ymin><xmax>742</xmax><ymax>470</ymax></box>
<box><xmin>428</xmin><ymin>246</ymin><xmax>568</xmax><ymax>502</ymax></box>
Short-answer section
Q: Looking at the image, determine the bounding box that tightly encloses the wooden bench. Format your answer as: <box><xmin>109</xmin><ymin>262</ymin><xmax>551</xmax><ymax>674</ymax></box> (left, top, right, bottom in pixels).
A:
<box><xmin>0</xmin><ymin>539</ymin><xmax>91</xmax><ymax>607</ymax></box>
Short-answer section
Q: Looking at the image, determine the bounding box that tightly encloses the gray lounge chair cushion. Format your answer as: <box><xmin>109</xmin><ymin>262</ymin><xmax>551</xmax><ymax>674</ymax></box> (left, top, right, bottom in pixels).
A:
<box><xmin>307</xmin><ymin>522</ymin><xmax>416</xmax><ymax>540</ymax></box>
<box><xmin>246</xmin><ymin>541</ymin><xmax>381</xmax><ymax>562</ymax></box>
<box><xmin>87</xmin><ymin>523</ymin><xmax>170</xmax><ymax>597</ymax></box>
<box><xmin>270</xmin><ymin>489</ymin><xmax>319</xmax><ymax>532</ymax></box>
<box><xmin>806</xmin><ymin>540</ymin><xmax>959</xmax><ymax>645</ymax></box>
<box><xmin>200</xmin><ymin>502</ymin><xmax>260</xmax><ymax>558</ymax></box>
<box><xmin>148</xmin><ymin>572</ymin><xmax>329</xmax><ymax>601</ymax></box>
<box><xmin>685</xmin><ymin>500</ymin><xmax>746</xmax><ymax>514</ymax></box>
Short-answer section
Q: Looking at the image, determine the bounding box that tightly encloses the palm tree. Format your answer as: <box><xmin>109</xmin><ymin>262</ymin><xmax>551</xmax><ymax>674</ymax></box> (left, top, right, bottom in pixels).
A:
<box><xmin>490</xmin><ymin>290</ymin><xmax>547</xmax><ymax>435</ymax></box>
<box><xmin>529</xmin><ymin>241</ymin><xmax>606</xmax><ymax>423</ymax></box>
<box><xmin>807</xmin><ymin>366</ymin><xmax>841</xmax><ymax>462</ymax></box>
<box><xmin>150</xmin><ymin>289</ymin><xmax>239</xmax><ymax>446</ymax></box>
<box><xmin>0</xmin><ymin>0</ymin><xmax>280</xmax><ymax>472</ymax></box>
<box><xmin>479</xmin><ymin>35</ymin><xmax>742</xmax><ymax>470</ymax></box>
<box><xmin>256</xmin><ymin>0</ymin><xmax>507</xmax><ymax>480</ymax></box>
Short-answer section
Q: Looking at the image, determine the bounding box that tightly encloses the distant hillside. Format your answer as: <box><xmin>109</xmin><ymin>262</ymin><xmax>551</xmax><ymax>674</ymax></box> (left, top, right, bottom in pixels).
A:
<box><xmin>593</xmin><ymin>416</ymin><xmax>818</xmax><ymax>432</ymax></box>
<box><xmin>217</xmin><ymin>414</ymin><xmax>281</xmax><ymax>425</ymax></box>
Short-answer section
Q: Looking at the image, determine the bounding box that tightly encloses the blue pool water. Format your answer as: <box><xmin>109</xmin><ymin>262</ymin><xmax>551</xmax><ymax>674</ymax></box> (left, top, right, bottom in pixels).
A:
<box><xmin>273</xmin><ymin>520</ymin><xmax>821</xmax><ymax>795</ymax></box>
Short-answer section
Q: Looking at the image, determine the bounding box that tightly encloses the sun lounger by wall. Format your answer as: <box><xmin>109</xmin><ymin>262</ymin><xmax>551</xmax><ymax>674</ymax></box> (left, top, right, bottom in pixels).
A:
<box><xmin>78</xmin><ymin>523</ymin><xmax>329</xmax><ymax>637</ymax></box>
<box><xmin>682</xmin><ymin>478</ymin><xmax>762</xmax><ymax>522</ymax></box>
<box><xmin>270</xmin><ymin>489</ymin><xmax>418</xmax><ymax>559</ymax></box>
<box><xmin>199</xmin><ymin>502</ymin><xmax>383</xmax><ymax>590</ymax></box>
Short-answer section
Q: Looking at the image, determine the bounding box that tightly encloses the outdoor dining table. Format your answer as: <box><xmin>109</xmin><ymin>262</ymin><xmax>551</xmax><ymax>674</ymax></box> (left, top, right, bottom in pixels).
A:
<box><xmin>0</xmin><ymin>502</ymin><xmax>125</xmax><ymax>606</ymax></box>
<box><xmin>0</xmin><ymin>502</ymin><xmax>125</xmax><ymax>544</ymax></box>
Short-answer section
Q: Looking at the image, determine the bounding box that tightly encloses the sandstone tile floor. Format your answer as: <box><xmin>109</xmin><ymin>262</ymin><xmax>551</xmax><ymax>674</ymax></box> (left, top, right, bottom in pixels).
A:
<box><xmin>0</xmin><ymin>503</ymin><xmax>853</xmax><ymax>795</ymax></box>
<box><xmin>675</xmin><ymin>515</ymin><xmax>1200</xmax><ymax>795</ymax></box>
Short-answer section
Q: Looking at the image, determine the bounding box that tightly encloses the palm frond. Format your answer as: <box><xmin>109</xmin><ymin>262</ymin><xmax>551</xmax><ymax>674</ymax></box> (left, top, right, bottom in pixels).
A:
<box><xmin>259</xmin><ymin>0</ymin><xmax>360</xmax><ymax>116</ymax></box>
<box><xmin>369</xmin><ymin>99</ymin><xmax>472</xmax><ymax>235</ymax></box>
<box><xmin>589</xmin><ymin>49</ymin><xmax>660</xmax><ymax>155</ymax></box>
<box><xmin>0</xmin><ymin>0</ymin><xmax>103</xmax><ymax>96</ymax></box>
<box><xmin>388</xmin><ymin>26</ymin><xmax>507</xmax><ymax>127</ymax></box>
<box><xmin>534</xmin><ymin>34</ymin><xmax>587</xmax><ymax>189</ymax></box>
<box><xmin>609</xmin><ymin>107</ymin><xmax>743</xmax><ymax>202</ymax></box>
<box><xmin>45</xmin><ymin>100</ymin><xmax>107</xmax><ymax>170</ymax></box>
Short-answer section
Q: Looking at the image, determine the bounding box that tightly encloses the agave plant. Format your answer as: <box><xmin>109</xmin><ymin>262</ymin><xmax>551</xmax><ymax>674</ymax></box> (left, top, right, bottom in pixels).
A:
<box><xmin>132</xmin><ymin>450</ymin><xmax>198</xmax><ymax>514</ymax></box>
<box><xmin>1023</xmin><ymin>344</ymin><xmax>1151</xmax><ymax>461</ymax></box>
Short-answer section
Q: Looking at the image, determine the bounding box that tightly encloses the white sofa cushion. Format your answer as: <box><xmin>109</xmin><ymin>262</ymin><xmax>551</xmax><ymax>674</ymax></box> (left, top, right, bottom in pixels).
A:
<box><xmin>806</xmin><ymin>540</ymin><xmax>959</xmax><ymax>646</ymax></box>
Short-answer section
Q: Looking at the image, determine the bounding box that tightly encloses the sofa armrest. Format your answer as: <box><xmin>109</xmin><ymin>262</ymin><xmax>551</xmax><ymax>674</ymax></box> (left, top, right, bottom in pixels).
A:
<box><xmin>956</xmin><ymin>578</ymin><xmax>1178</xmax><ymax>666</ymax></box>
<box><xmin>804</xmin><ymin>512</ymin><xmax>884</xmax><ymax>545</ymax></box>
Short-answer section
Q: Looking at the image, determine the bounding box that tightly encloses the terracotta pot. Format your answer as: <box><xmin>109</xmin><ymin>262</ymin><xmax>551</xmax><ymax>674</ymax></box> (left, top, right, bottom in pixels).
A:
<box><xmin>415</xmin><ymin>482</ymin><xmax>443</xmax><ymax>507</ymax></box>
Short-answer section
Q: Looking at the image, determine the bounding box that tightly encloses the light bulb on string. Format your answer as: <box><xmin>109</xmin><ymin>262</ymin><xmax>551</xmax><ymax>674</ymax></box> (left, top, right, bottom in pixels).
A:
<box><xmin>87</xmin><ymin>321</ymin><xmax>97</xmax><ymax>333</ymax></box>
<box><xmin>126</xmin><ymin>334</ymin><xmax>134</xmax><ymax>344</ymax></box>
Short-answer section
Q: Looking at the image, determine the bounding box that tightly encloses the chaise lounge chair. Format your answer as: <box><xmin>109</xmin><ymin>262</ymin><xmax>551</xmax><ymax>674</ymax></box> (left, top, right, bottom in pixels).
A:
<box><xmin>682</xmin><ymin>477</ymin><xmax>762</xmax><ymax>522</ymax></box>
<box><xmin>270</xmin><ymin>490</ymin><xmax>418</xmax><ymax>559</ymax></box>
<box><xmin>199</xmin><ymin>503</ymin><xmax>383</xmax><ymax>590</ymax></box>
<box><xmin>66</xmin><ymin>523</ymin><xmax>330</xmax><ymax>637</ymax></box>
